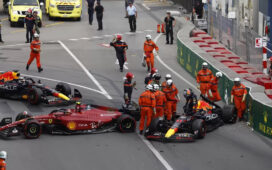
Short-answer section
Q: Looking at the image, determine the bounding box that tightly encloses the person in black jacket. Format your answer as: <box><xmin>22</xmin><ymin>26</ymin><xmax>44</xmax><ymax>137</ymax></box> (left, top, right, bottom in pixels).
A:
<box><xmin>0</xmin><ymin>19</ymin><xmax>3</xmax><ymax>43</ymax></box>
<box><xmin>87</xmin><ymin>0</ymin><xmax>95</xmax><ymax>25</ymax></box>
<box><xmin>164</xmin><ymin>12</ymin><xmax>176</xmax><ymax>44</ymax></box>
<box><xmin>24</xmin><ymin>9</ymin><xmax>35</xmax><ymax>43</ymax></box>
<box><xmin>95</xmin><ymin>1</ymin><xmax>104</xmax><ymax>30</ymax></box>
<box><xmin>110</xmin><ymin>35</ymin><xmax>128</xmax><ymax>72</ymax></box>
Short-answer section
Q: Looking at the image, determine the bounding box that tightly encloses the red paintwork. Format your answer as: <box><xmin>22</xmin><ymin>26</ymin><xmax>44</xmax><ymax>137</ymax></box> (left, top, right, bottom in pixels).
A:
<box><xmin>0</xmin><ymin>105</ymin><xmax>122</xmax><ymax>131</ymax></box>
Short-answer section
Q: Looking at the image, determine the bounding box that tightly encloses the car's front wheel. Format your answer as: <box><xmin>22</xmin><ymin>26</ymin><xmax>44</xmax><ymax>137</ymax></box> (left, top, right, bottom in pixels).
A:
<box><xmin>117</xmin><ymin>114</ymin><xmax>136</xmax><ymax>133</ymax></box>
<box><xmin>192</xmin><ymin>119</ymin><xmax>206</xmax><ymax>139</ymax></box>
<box><xmin>24</xmin><ymin>119</ymin><xmax>42</xmax><ymax>139</ymax></box>
<box><xmin>28</xmin><ymin>87</ymin><xmax>43</xmax><ymax>105</ymax></box>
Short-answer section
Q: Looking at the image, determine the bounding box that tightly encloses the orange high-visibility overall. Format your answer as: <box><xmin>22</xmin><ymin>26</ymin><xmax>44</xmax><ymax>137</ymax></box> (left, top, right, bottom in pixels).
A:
<box><xmin>154</xmin><ymin>90</ymin><xmax>167</xmax><ymax>118</ymax></box>
<box><xmin>144</xmin><ymin>40</ymin><xmax>159</xmax><ymax>70</ymax></box>
<box><xmin>163</xmin><ymin>85</ymin><xmax>178</xmax><ymax>120</ymax></box>
<box><xmin>231</xmin><ymin>84</ymin><xmax>247</xmax><ymax>118</ymax></box>
<box><xmin>138</xmin><ymin>90</ymin><xmax>156</xmax><ymax>131</ymax></box>
<box><xmin>0</xmin><ymin>159</ymin><xmax>6</xmax><ymax>170</ymax></box>
<box><xmin>27</xmin><ymin>40</ymin><xmax>41</xmax><ymax>68</ymax></box>
<box><xmin>196</xmin><ymin>69</ymin><xmax>213</xmax><ymax>96</ymax></box>
<box><xmin>208</xmin><ymin>76</ymin><xmax>221</xmax><ymax>102</ymax></box>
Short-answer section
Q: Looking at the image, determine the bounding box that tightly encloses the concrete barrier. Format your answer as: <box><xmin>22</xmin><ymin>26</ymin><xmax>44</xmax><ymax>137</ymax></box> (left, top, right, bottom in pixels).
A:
<box><xmin>177</xmin><ymin>18</ymin><xmax>272</xmax><ymax>139</ymax></box>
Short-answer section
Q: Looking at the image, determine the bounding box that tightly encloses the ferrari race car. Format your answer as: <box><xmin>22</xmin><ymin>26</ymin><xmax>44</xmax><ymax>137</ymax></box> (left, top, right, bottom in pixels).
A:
<box><xmin>0</xmin><ymin>103</ymin><xmax>140</xmax><ymax>139</ymax></box>
<box><xmin>0</xmin><ymin>72</ymin><xmax>81</xmax><ymax>106</ymax></box>
<box><xmin>145</xmin><ymin>96</ymin><xmax>236</xmax><ymax>142</ymax></box>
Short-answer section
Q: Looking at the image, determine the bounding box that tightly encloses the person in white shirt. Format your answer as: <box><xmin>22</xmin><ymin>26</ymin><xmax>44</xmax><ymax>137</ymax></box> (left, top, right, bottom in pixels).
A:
<box><xmin>126</xmin><ymin>2</ymin><xmax>137</xmax><ymax>32</ymax></box>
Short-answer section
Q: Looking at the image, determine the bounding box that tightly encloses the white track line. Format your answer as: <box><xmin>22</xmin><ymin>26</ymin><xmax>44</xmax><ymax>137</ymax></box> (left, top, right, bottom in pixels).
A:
<box><xmin>115</xmin><ymin>59</ymin><xmax>128</xmax><ymax>70</ymax></box>
<box><xmin>154</xmin><ymin>33</ymin><xmax>198</xmax><ymax>91</ymax></box>
<box><xmin>0</xmin><ymin>43</ymin><xmax>26</xmax><ymax>48</ymax></box>
<box><xmin>69</xmin><ymin>39</ymin><xmax>79</xmax><ymax>41</ymax></box>
<box><xmin>142</xmin><ymin>3</ymin><xmax>151</xmax><ymax>10</ymax></box>
<box><xmin>138</xmin><ymin>134</ymin><xmax>173</xmax><ymax>170</ymax></box>
<box><xmin>21</xmin><ymin>73</ymin><xmax>104</xmax><ymax>95</ymax></box>
<box><xmin>80</xmin><ymin>38</ymin><xmax>91</xmax><ymax>40</ymax></box>
<box><xmin>58</xmin><ymin>40</ymin><xmax>112</xmax><ymax>100</ymax></box>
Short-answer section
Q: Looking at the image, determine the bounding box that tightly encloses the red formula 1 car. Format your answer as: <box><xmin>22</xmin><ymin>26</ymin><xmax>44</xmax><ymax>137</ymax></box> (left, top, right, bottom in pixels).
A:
<box><xmin>0</xmin><ymin>103</ymin><xmax>139</xmax><ymax>139</ymax></box>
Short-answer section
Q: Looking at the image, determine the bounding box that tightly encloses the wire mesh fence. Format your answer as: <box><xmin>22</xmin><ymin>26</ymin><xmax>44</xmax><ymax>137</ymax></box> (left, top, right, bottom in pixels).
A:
<box><xmin>208</xmin><ymin>5</ymin><xmax>263</xmax><ymax>71</ymax></box>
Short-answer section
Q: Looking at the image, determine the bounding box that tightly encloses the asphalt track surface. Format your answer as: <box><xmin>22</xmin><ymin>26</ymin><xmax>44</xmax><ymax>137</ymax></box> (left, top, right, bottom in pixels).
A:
<box><xmin>0</xmin><ymin>1</ymin><xmax>272</xmax><ymax>170</ymax></box>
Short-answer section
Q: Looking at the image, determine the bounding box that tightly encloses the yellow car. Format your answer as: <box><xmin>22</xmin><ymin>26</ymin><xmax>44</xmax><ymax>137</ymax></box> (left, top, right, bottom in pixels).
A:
<box><xmin>45</xmin><ymin>0</ymin><xmax>82</xmax><ymax>20</ymax></box>
<box><xmin>8</xmin><ymin>0</ymin><xmax>43</xmax><ymax>27</ymax></box>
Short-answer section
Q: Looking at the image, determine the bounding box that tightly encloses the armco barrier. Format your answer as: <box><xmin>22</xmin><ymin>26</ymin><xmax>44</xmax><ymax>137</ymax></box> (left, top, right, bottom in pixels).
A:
<box><xmin>176</xmin><ymin>19</ymin><xmax>272</xmax><ymax>139</ymax></box>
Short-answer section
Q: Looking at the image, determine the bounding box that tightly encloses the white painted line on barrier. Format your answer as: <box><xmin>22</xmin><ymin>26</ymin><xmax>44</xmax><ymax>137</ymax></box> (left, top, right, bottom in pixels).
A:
<box><xmin>142</xmin><ymin>3</ymin><xmax>151</xmax><ymax>11</ymax></box>
<box><xmin>144</xmin><ymin>30</ymin><xmax>155</xmax><ymax>32</ymax></box>
<box><xmin>153</xmin><ymin>33</ymin><xmax>199</xmax><ymax>91</ymax></box>
<box><xmin>137</xmin><ymin>134</ymin><xmax>173</xmax><ymax>170</ymax></box>
<box><xmin>21</xmin><ymin>73</ymin><xmax>104</xmax><ymax>95</ymax></box>
<box><xmin>58</xmin><ymin>40</ymin><xmax>112</xmax><ymax>100</ymax></box>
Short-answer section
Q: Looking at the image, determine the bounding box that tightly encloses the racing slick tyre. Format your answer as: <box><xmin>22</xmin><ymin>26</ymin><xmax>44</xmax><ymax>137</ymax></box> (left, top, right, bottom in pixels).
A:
<box><xmin>28</xmin><ymin>87</ymin><xmax>43</xmax><ymax>105</ymax></box>
<box><xmin>15</xmin><ymin>112</ymin><xmax>32</xmax><ymax>121</ymax></box>
<box><xmin>192</xmin><ymin>119</ymin><xmax>206</xmax><ymax>139</ymax></box>
<box><xmin>147</xmin><ymin>118</ymin><xmax>161</xmax><ymax>134</ymax></box>
<box><xmin>55</xmin><ymin>82</ymin><xmax>72</xmax><ymax>96</ymax></box>
<box><xmin>23</xmin><ymin>119</ymin><xmax>42</xmax><ymax>139</ymax></box>
<box><xmin>222</xmin><ymin>105</ymin><xmax>237</xmax><ymax>123</ymax></box>
<box><xmin>117</xmin><ymin>114</ymin><xmax>136</xmax><ymax>133</ymax></box>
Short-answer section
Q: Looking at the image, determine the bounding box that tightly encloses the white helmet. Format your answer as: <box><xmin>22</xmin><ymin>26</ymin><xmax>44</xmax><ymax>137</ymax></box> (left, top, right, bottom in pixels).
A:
<box><xmin>34</xmin><ymin>33</ymin><xmax>39</xmax><ymax>38</ymax></box>
<box><xmin>215</xmin><ymin>72</ymin><xmax>223</xmax><ymax>78</ymax></box>
<box><xmin>146</xmin><ymin>84</ymin><xmax>153</xmax><ymax>90</ymax></box>
<box><xmin>146</xmin><ymin>35</ymin><xmax>152</xmax><ymax>40</ymax></box>
<box><xmin>166</xmin><ymin>79</ymin><xmax>173</xmax><ymax>86</ymax></box>
<box><xmin>234</xmin><ymin>77</ymin><xmax>241</xmax><ymax>82</ymax></box>
<box><xmin>153</xmin><ymin>84</ymin><xmax>160</xmax><ymax>91</ymax></box>
<box><xmin>165</xmin><ymin>74</ymin><xmax>172</xmax><ymax>80</ymax></box>
<box><xmin>0</xmin><ymin>151</ymin><xmax>7</xmax><ymax>160</ymax></box>
<box><xmin>202</xmin><ymin>62</ymin><xmax>208</xmax><ymax>66</ymax></box>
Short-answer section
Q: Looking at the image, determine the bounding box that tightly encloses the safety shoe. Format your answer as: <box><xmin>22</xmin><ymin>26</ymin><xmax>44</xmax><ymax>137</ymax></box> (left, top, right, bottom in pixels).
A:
<box><xmin>120</xmin><ymin>68</ymin><xmax>123</xmax><ymax>72</ymax></box>
<box><xmin>26</xmin><ymin>65</ymin><xmax>29</xmax><ymax>71</ymax></box>
<box><xmin>38</xmin><ymin>67</ymin><xmax>43</xmax><ymax>72</ymax></box>
<box><xmin>166</xmin><ymin>42</ymin><xmax>169</xmax><ymax>44</ymax></box>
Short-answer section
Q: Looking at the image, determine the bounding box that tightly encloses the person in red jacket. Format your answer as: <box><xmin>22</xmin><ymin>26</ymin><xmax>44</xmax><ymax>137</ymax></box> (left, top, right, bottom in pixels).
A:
<box><xmin>26</xmin><ymin>33</ymin><xmax>43</xmax><ymax>72</ymax></box>
<box><xmin>162</xmin><ymin>79</ymin><xmax>179</xmax><ymax>121</ymax></box>
<box><xmin>196</xmin><ymin>62</ymin><xmax>213</xmax><ymax>96</ymax></box>
<box><xmin>138</xmin><ymin>84</ymin><xmax>156</xmax><ymax>134</ymax></box>
<box><xmin>231</xmin><ymin>78</ymin><xmax>247</xmax><ymax>121</ymax></box>
<box><xmin>208</xmin><ymin>72</ymin><xmax>222</xmax><ymax>102</ymax></box>
<box><xmin>124</xmin><ymin>72</ymin><xmax>136</xmax><ymax>104</ymax></box>
<box><xmin>153</xmin><ymin>84</ymin><xmax>167</xmax><ymax>118</ymax></box>
<box><xmin>0</xmin><ymin>151</ymin><xmax>7</xmax><ymax>170</ymax></box>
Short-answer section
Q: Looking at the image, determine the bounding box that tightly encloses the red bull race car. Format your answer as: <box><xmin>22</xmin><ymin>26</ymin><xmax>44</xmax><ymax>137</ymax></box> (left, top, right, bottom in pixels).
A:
<box><xmin>145</xmin><ymin>96</ymin><xmax>236</xmax><ymax>142</ymax></box>
<box><xmin>0</xmin><ymin>103</ymin><xmax>140</xmax><ymax>139</ymax></box>
<box><xmin>0</xmin><ymin>71</ymin><xmax>81</xmax><ymax>106</ymax></box>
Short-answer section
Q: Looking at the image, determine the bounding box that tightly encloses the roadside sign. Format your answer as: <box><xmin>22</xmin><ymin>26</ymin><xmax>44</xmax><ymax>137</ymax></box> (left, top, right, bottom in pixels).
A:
<box><xmin>263</xmin><ymin>37</ymin><xmax>267</xmax><ymax>47</ymax></box>
<box><xmin>228</xmin><ymin>12</ymin><xmax>236</xmax><ymax>19</ymax></box>
<box><xmin>255</xmin><ymin>38</ymin><xmax>263</xmax><ymax>48</ymax></box>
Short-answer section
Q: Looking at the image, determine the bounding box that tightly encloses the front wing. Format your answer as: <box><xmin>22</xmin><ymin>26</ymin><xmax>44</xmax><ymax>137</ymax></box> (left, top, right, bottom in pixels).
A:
<box><xmin>145</xmin><ymin>132</ymin><xmax>195</xmax><ymax>143</ymax></box>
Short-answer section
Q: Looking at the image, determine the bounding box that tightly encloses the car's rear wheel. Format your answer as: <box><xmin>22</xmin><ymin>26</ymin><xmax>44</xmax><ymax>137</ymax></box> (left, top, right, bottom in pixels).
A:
<box><xmin>192</xmin><ymin>119</ymin><xmax>206</xmax><ymax>139</ymax></box>
<box><xmin>222</xmin><ymin>105</ymin><xmax>237</xmax><ymax>123</ymax></box>
<box><xmin>55</xmin><ymin>82</ymin><xmax>71</xmax><ymax>96</ymax></box>
<box><xmin>15</xmin><ymin>112</ymin><xmax>32</xmax><ymax>121</ymax></box>
<box><xmin>24</xmin><ymin>119</ymin><xmax>42</xmax><ymax>139</ymax></box>
<box><xmin>28</xmin><ymin>87</ymin><xmax>43</xmax><ymax>105</ymax></box>
<box><xmin>117</xmin><ymin>114</ymin><xmax>136</xmax><ymax>133</ymax></box>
